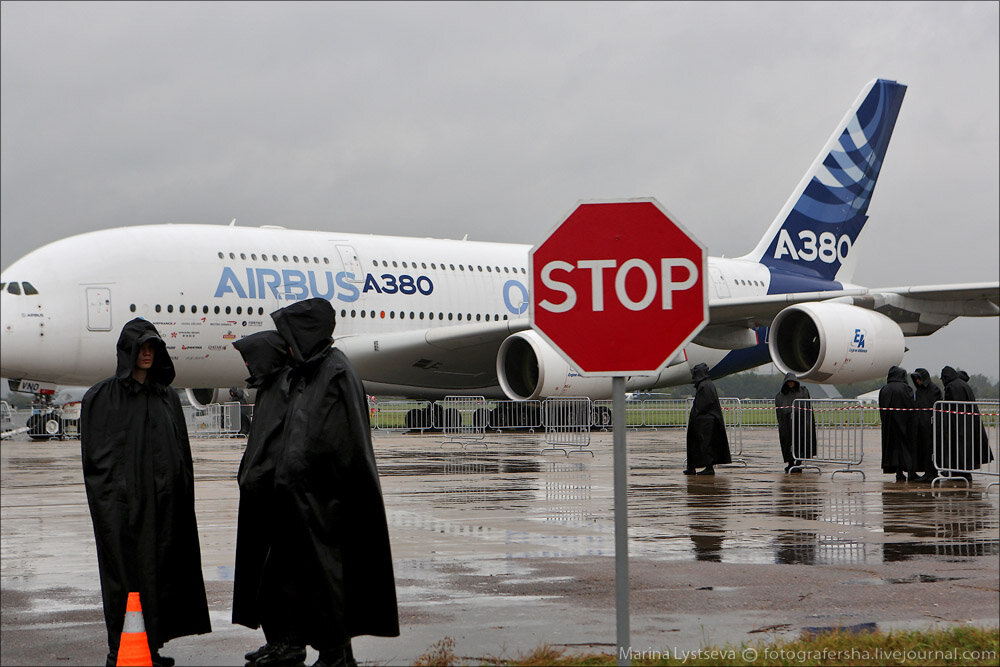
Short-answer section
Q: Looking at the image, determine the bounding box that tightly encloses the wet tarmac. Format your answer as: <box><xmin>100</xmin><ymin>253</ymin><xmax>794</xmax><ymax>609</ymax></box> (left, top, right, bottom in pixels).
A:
<box><xmin>2</xmin><ymin>428</ymin><xmax>998</xmax><ymax>665</ymax></box>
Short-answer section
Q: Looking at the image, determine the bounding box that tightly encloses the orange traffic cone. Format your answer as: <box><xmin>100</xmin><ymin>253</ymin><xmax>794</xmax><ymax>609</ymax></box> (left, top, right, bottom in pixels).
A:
<box><xmin>117</xmin><ymin>592</ymin><xmax>152</xmax><ymax>667</ymax></box>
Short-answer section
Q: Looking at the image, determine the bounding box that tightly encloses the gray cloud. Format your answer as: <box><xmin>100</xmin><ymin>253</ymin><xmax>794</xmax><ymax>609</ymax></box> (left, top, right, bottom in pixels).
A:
<box><xmin>2</xmin><ymin>1</ymin><xmax>997</xmax><ymax>378</ymax></box>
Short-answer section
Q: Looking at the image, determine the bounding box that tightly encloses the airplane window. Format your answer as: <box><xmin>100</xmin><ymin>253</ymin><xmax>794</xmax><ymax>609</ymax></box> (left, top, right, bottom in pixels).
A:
<box><xmin>457</xmin><ymin>313</ymin><xmax>462</xmax><ymax>321</ymax></box>
<box><xmin>180</xmin><ymin>305</ymin><xmax>186</xmax><ymax>313</ymax></box>
<box><xmin>448</xmin><ymin>313</ymin><xmax>454</xmax><ymax>321</ymax></box>
<box><xmin>495</xmin><ymin>267</ymin><xmax>500</xmax><ymax>273</ymax></box>
<box><xmin>228</xmin><ymin>252</ymin><xmax>235</xmax><ymax>259</ymax></box>
<box><xmin>340</xmin><ymin>310</ymin><xmax>346</xmax><ymax>318</ymax></box>
<box><xmin>430</xmin><ymin>263</ymin><xmax>436</xmax><ymax>270</ymax></box>
<box><xmin>0</xmin><ymin>282</ymin><xmax>5</xmax><ymax>291</ymax></box>
<box><xmin>282</xmin><ymin>255</ymin><xmax>288</xmax><ymax>262</ymax></box>
<box><xmin>8</xmin><ymin>283</ymin><xmax>21</xmax><ymax>295</ymax></box>
<box><xmin>402</xmin><ymin>262</ymin><xmax>408</xmax><ymax>268</ymax></box>
<box><xmin>272</xmin><ymin>255</ymin><xmax>278</xmax><ymax>261</ymax></box>
<box><xmin>503</xmin><ymin>314</ymin><xmax>508</xmax><ymax>320</ymax></box>
<box><xmin>323</xmin><ymin>258</ymin><xmax>330</xmax><ymax>264</ymax></box>
<box><xmin>466</xmin><ymin>313</ymin><xmax>471</xmax><ymax>321</ymax></box>
<box><xmin>449</xmin><ymin>264</ymin><xmax>455</xmax><ymax>270</ymax></box>
<box><xmin>218</xmin><ymin>252</ymin><xmax>224</xmax><ymax>259</ymax></box>
<box><xmin>476</xmin><ymin>314</ymin><xmax>481</xmax><ymax>321</ymax></box>
<box><xmin>477</xmin><ymin>266</ymin><xmax>483</xmax><ymax>272</ymax></box>
<box><xmin>369</xmin><ymin>311</ymin><xmax>375</xmax><ymax>318</ymax></box>
<box><xmin>261</xmin><ymin>255</ymin><xmax>267</xmax><ymax>262</ymax></box>
<box><xmin>240</xmin><ymin>253</ymin><xmax>246</xmax><ymax>260</ymax></box>
<box><xmin>214</xmin><ymin>306</ymin><xmax>220</xmax><ymax>314</ymax></box>
<box><xmin>419</xmin><ymin>312</ymin><xmax>425</xmax><ymax>320</ymax></box>
<box><xmin>351</xmin><ymin>310</ymin><xmax>356</xmax><ymax>318</ymax></box>
<box><xmin>381</xmin><ymin>260</ymin><xmax>386</xmax><ymax>267</ymax></box>
<box><xmin>130</xmin><ymin>304</ymin><xmax>136</xmax><ymax>312</ymax></box>
<box><xmin>422</xmin><ymin>262</ymin><xmax>427</xmax><ymax>269</ymax></box>
<box><xmin>438</xmin><ymin>312</ymin><xmax>443</xmax><ymax>320</ymax></box>
<box><xmin>392</xmin><ymin>261</ymin><xmax>398</xmax><ymax>268</ymax></box>
<box><xmin>225</xmin><ymin>306</ymin><xmax>231</xmax><ymax>314</ymax></box>
<box><xmin>361</xmin><ymin>311</ymin><xmax>366</xmax><ymax>318</ymax></box>
<box><xmin>304</xmin><ymin>256</ymin><xmax>310</xmax><ymax>264</ymax></box>
<box><xmin>167</xmin><ymin>305</ymin><xmax>174</xmax><ymax>313</ymax></box>
<box><xmin>293</xmin><ymin>256</ymin><xmax>299</xmax><ymax>263</ymax></box>
<box><xmin>486</xmin><ymin>266</ymin><xmax>492</xmax><ymax>272</ymax></box>
<box><xmin>251</xmin><ymin>254</ymin><xmax>257</xmax><ymax>260</ymax></box>
<box><xmin>390</xmin><ymin>311</ymin><xmax>395</xmax><ymax>319</ymax></box>
<box><xmin>155</xmin><ymin>304</ymin><xmax>161</xmax><ymax>313</ymax></box>
<box><xmin>256</xmin><ymin>307</ymin><xmax>262</xmax><ymax>315</ymax></box>
<box><xmin>22</xmin><ymin>282</ymin><xmax>38</xmax><ymax>295</ymax></box>
<box><xmin>429</xmin><ymin>312</ymin><xmax>434</xmax><ymax>320</ymax></box>
<box><xmin>313</xmin><ymin>257</ymin><xmax>319</xmax><ymax>264</ymax></box>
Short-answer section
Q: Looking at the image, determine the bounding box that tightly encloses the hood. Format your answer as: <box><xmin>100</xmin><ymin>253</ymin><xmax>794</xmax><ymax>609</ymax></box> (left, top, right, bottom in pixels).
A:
<box><xmin>690</xmin><ymin>362</ymin><xmax>711</xmax><ymax>385</ymax></box>
<box><xmin>114</xmin><ymin>318</ymin><xmax>174</xmax><ymax>385</ymax></box>
<box><xmin>941</xmin><ymin>366</ymin><xmax>959</xmax><ymax>385</ymax></box>
<box><xmin>958</xmin><ymin>369</ymin><xmax>970</xmax><ymax>382</ymax></box>
<box><xmin>781</xmin><ymin>371</ymin><xmax>800</xmax><ymax>393</ymax></box>
<box><xmin>886</xmin><ymin>365</ymin><xmax>907</xmax><ymax>383</ymax></box>
<box><xmin>232</xmin><ymin>330</ymin><xmax>289</xmax><ymax>387</ymax></box>
<box><xmin>910</xmin><ymin>368</ymin><xmax>931</xmax><ymax>387</ymax></box>
<box><xmin>271</xmin><ymin>298</ymin><xmax>336</xmax><ymax>365</ymax></box>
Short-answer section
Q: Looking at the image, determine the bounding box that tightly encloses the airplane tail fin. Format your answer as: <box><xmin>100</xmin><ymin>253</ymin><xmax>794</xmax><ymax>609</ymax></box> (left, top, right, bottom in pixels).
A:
<box><xmin>742</xmin><ymin>79</ymin><xmax>906</xmax><ymax>286</ymax></box>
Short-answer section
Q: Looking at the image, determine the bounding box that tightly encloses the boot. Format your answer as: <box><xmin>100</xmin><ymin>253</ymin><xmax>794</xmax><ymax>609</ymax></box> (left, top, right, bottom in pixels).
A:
<box><xmin>682</xmin><ymin>468</ymin><xmax>696</xmax><ymax>475</ymax></box>
<box><xmin>696</xmin><ymin>466</ymin><xmax>715</xmax><ymax>475</ymax></box>
<box><xmin>895</xmin><ymin>472</ymin><xmax>906</xmax><ymax>482</ymax></box>
<box><xmin>255</xmin><ymin>642</ymin><xmax>307</xmax><ymax>667</ymax></box>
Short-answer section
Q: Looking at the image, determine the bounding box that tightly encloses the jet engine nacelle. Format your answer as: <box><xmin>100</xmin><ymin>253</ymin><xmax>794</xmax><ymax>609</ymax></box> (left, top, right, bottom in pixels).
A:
<box><xmin>496</xmin><ymin>330</ymin><xmax>614</xmax><ymax>401</ymax></box>
<box><xmin>184</xmin><ymin>387</ymin><xmax>229</xmax><ymax>409</ymax></box>
<box><xmin>768</xmin><ymin>302</ymin><xmax>904</xmax><ymax>383</ymax></box>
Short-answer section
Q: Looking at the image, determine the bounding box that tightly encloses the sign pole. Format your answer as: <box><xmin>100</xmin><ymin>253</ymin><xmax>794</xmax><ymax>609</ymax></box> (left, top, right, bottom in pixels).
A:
<box><xmin>613</xmin><ymin>375</ymin><xmax>630</xmax><ymax>666</ymax></box>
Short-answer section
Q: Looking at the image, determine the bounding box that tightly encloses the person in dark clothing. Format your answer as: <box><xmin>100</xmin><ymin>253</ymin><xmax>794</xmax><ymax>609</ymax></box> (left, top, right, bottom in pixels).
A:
<box><xmin>249</xmin><ymin>298</ymin><xmax>399</xmax><ymax>667</ymax></box>
<box><xmin>684</xmin><ymin>363</ymin><xmax>732</xmax><ymax>475</ymax></box>
<box><xmin>81</xmin><ymin>319</ymin><xmax>211</xmax><ymax>667</ymax></box>
<box><xmin>878</xmin><ymin>366</ymin><xmax>917</xmax><ymax>481</ymax></box>
<box><xmin>909</xmin><ymin>368</ymin><xmax>942</xmax><ymax>482</ymax></box>
<box><xmin>230</xmin><ymin>331</ymin><xmax>293</xmax><ymax>661</ymax></box>
<box><xmin>774</xmin><ymin>372</ymin><xmax>817</xmax><ymax>473</ymax></box>
<box><xmin>939</xmin><ymin>366</ymin><xmax>994</xmax><ymax>480</ymax></box>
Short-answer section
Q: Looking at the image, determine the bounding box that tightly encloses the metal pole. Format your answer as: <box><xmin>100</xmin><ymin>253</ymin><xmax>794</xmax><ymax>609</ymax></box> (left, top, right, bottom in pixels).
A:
<box><xmin>613</xmin><ymin>376</ymin><xmax>630</xmax><ymax>666</ymax></box>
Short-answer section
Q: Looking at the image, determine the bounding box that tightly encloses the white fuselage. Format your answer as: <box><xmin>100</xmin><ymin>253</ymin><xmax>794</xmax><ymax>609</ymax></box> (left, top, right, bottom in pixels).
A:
<box><xmin>1</xmin><ymin>224</ymin><xmax>773</xmax><ymax>396</ymax></box>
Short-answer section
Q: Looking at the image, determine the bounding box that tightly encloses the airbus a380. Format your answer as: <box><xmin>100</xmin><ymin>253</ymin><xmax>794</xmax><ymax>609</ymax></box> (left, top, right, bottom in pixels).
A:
<box><xmin>2</xmin><ymin>78</ymin><xmax>998</xmax><ymax>408</ymax></box>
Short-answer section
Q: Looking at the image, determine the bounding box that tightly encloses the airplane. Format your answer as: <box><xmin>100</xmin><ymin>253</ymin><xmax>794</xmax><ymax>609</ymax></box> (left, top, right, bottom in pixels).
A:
<box><xmin>2</xmin><ymin>78</ymin><xmax>998</xmax><ymax>416</ymax></box>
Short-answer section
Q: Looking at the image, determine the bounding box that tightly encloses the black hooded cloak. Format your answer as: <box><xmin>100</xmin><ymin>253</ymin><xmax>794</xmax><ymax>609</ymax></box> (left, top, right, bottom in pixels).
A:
<box><xmin>231</xmin><ymin>330</ymin><xmax>291</xmax><ymax>631</ymax></box>
<box><xmin>686</xmin><ymin>363</ymin><xmax>732</xmax><ymax>469</ymax></box>
<box><xmin>909</xmin><ymin>368</ymin><xmax>942</xmax><ymax>476</ymax></box>
<box><xmin>774</xmin><ymin>372</ymin><xmax>817</xmax><ymax>466</ymax></box>
<box><xmin>81</xmin><ymin>318</ymin><xmax>211</xmax><ymax>653</ymax></box>
<box><xmin>878</xmin><ymin>366</ymin><xmax>916</xmax><ymax>476</ymax></box>
<box><xmin>939</xmin><ymin>366</ymin><xmax>993</xmax><ymax>471</ymax></box>
<box><xmin>264</xmin><ymin>298</ymin><xmax>399</xmax><ymax>649</ymax></box>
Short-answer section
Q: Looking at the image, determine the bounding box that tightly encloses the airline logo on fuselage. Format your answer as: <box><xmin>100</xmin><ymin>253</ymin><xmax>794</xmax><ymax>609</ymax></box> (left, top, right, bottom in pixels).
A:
<box><xmin>850</xmin><ymin>327</ymin><xmax>867</xmax><ymax>353</ymax></box>
<box><xmin>213</xmin><ymin>267</ymin><xmax>434</xmax><ymax>302</ymax></box>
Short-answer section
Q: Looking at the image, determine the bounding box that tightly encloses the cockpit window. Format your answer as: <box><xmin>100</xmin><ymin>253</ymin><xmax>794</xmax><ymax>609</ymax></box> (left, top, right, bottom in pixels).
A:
<box><xmin>7</xmin><ymin>282</ymin><xmax>21</xmax><ymax>295</ymax></box>
<box><xmin>22</xmin><ymin>282</ymin><xmax>38</xmax><ymax>295</ymax></box>
<box><xmin>0</xmin><ymin>283</ymin><xmax>5</xmax><ymax>291</ymax></box>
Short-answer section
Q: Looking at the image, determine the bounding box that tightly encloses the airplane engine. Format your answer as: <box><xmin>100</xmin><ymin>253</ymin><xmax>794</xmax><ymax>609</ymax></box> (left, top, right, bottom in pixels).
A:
<box><xmin>496</xmin><ymin>330</ymin><xmax>614</xmax><ymax>401</ymax></box>
<box><xmin>769</xmin><ymin>302</ymin><xmax>904</xmax><ymax>383</ymax></box>
<box><xmin>184</xmin><ymin>387</ymin><xmax>229</xmax><ymax>409</ymax></box>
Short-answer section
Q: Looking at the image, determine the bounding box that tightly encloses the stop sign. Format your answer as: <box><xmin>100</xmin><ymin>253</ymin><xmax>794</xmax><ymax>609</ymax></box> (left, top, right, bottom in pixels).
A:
<box><xmin>530</xmin><ymin>199</ymin><xmax>708</xmax><ymax>376</ymax></box>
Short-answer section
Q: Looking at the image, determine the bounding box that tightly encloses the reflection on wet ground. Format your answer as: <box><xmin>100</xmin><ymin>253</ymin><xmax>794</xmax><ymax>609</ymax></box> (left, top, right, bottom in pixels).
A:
<box><xmin>2</xmin><ymin>428</ymin><xmax>998</xmax><ymax>665</ymax></box>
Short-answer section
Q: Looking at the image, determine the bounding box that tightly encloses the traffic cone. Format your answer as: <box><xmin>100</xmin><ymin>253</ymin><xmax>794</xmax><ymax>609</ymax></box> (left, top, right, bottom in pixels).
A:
<box><xmin>117</xmin><ymin>592</ymin><xmax>152</xmax><ymax>667</ymax></box>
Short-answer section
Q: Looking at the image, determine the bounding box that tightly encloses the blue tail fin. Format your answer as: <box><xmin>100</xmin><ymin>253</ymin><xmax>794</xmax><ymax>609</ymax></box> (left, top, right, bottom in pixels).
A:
<box><xmin>743</xmin><ymin>79</ymin><xmax>906</xmax><ymax>287</ymax></box>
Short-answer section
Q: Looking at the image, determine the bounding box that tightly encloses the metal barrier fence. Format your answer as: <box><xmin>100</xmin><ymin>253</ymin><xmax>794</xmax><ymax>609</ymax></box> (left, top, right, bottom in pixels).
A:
<box><xmin>182</xmin><ymin>402</ymin><xmax>244</xmax><ymax>438</ymax></box>
<box><xmin>791</xmin><ymin>399</ymin><xmax>865</xmax><ymax>479</ymax></box>
<box><xmin>932</xmin><ymin>400</ymin><xmax>998</xmax><ymax>492</ymax></box>
<box><xmin>640</xmin><ymin>399</ymin><xmax>690</xmax><ymax>429</ymax></box>
<box><xmin>371</xmin><ymin>400</ymin><xmax>434</xmax><ymax>431</ymax></box>
<box><xmin>440</xmin><ymin>396</ymin><xmax>488</xmax><ymax>447</ymax></box>
<box><xmin>740</xmin><ymin>399</ymin><xmax>779</xmax><ymax>428</ymax></box>
<box><xmin>542</xmin><ymin>397</ymin><xmax>593</xmax><ymax>456</ymax></box>
<box><xmin>488</xmin><ymin>400</ymin><xmax>544</xmax><ymax>431</ymax></box>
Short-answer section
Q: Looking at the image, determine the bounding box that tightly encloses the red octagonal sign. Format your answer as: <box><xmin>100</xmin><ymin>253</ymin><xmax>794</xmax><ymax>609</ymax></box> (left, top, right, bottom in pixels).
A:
<box><xmin>530</xmin><ymin>199</ymin><xmax>708</xmax><ymax>376</ymax></box>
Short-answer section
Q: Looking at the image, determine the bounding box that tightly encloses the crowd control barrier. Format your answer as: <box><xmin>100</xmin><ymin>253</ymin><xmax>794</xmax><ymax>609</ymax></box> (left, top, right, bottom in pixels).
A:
<box><xmin>487</xmin><ymin>400</ymin><xmax>544</xmax><ymax>431</ymax></box>
<box><xmin>932</xmin><ymin>400</ymin><xmax>998</xmax><ymax>492</ymax></box>
<box><xmin>791</xmin><ymin>399</ymin><xmax>865</xmax><ymax>479</ymax></box>
<box><xmin>440</xmin><ymin>396</ymin><xmax>488</xmax><ymax>447</ymax></box>
<box><xmin>542</xmin><ymin>397</ymin><xmax>593</xmax><ymax>456</ymax></box>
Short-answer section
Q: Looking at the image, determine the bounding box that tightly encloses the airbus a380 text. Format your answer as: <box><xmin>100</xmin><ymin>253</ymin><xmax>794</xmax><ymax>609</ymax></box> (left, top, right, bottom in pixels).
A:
<box><xmin>2</xmin><ymin>79</ymin><xmax>997</xmax><ymax>406</ymax></box>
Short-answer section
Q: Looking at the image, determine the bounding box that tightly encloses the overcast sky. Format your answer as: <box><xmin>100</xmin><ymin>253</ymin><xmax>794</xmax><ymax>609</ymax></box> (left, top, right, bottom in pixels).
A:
<box><xmin>2</xmin><ymin>1</ymin><xmax>998</xmax><ymax>379</ymax></box>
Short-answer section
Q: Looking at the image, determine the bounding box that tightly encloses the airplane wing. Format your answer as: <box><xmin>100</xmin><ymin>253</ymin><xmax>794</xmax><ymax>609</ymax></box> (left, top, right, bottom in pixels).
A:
<box><xmin>334</xmin><ymin>318</ymin><xmax>531</xmax><ymax>394</ymax></box>
<box><xmin>705</xmin><ymin>282</ymin><xmax>999</xmax><ymax>343</ymax></box>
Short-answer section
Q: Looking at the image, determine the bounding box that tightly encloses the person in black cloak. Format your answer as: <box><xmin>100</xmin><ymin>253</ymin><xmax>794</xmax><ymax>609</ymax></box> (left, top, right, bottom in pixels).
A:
<box><xmin>81</xmin><ymin>318</ymin><xmax>211</xmax><ymax>667</ymax></box>
<box><xmin>774</xmin><ymin>372</ymin><xmax>817</xmax><ymax>473</ymax></box>
<box><xmin>229</xmin><ymin>331</ymin><xmax>293</xmax><ymax>662</ymax></box>
<box><xmin>878</xmin><ymin>366</ymin><xmax>917</xmax><ymax>482</ymax></box>
<box><xmin>909</xmin><ymin>368</ymin><xmax>942</xmax><ymax>482</ymax></box>
<box><xmin>939</xmin><ymin>366</ymin><xmax>994</xmax><ymax>480</ymax></box>
<box><xmin>684</xmin><ymin>362</ymin><xmax>732</xmax><ymax>475</ymax></box>
<box><xmin>258</xmin><ymin>298</ymin><xmax>399</xmax><ymax>667</ymax></box>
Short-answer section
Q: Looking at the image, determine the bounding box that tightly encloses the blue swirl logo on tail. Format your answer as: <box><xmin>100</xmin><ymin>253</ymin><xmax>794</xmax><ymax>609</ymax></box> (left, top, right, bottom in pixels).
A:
<box><xmin>762</xmin><ymin>79</ymin><xmax>907</xmax><ymax>284</ymax></box>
